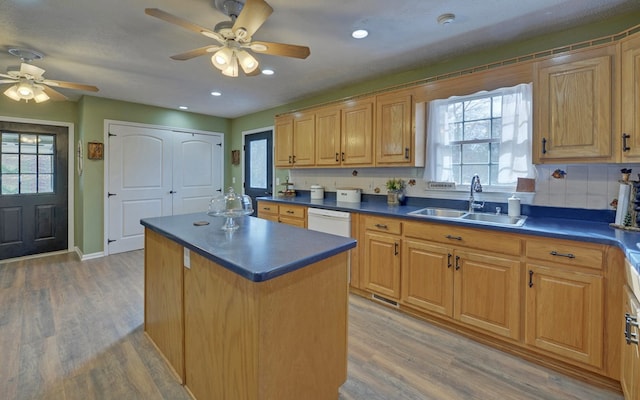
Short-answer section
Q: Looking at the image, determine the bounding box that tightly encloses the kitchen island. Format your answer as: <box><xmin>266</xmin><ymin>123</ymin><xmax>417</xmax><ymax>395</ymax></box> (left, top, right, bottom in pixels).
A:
<box><xmin>140</xmin><ymin>213</ymin><xmax>356</xmax><ymax>400</ymax></box>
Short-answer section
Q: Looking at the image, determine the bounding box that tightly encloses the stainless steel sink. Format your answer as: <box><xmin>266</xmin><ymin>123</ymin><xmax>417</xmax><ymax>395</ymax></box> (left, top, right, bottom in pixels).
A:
<box><xmin>461</xmin><ymin>212</ymin><xmax>527</xmax><ymax>226</ymax></box>
<box><xmin>408</xmin><ymin>207</ymin><xmax>468</xmax><ymax>218</ymax></box>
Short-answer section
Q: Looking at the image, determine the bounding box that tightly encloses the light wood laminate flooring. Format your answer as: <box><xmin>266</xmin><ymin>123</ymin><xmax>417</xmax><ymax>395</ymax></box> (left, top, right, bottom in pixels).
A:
<box><xmin>0</xmin><ymin>251</ymin><xmax>621</xmax><ymax>400</ymax></box>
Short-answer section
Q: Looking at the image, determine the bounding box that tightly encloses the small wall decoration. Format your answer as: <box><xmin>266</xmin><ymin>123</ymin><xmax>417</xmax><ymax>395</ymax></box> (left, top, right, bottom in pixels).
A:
<box><xmin>88</xmin><ymin>142</ymin><xmax>103</xmax><ymax>160</ymax></box>
<box><xmin>231</xmin><ymin>150</ymin><xmax>240</xmax><ymax>165</ymax></box>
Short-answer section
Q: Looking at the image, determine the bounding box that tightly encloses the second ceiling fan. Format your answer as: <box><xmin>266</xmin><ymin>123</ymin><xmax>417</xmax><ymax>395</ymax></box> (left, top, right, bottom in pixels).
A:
<box><xmin>145</xmin><ymin>0</ymin><xmax>310</xmax><ymax>77</ymax></box>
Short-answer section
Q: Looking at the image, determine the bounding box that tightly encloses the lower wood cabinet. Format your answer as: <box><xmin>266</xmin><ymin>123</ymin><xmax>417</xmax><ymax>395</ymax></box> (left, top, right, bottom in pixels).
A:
<box><xmin>621</xmin><ymin>287</ymin><xmax>640</xmax><ymax>399</ymax></box>
<box><xmin>257</xmin><ymin>201</ymin><xmax>306</xmax><ymax>228</ymax></box>
<box><xmin>401</xmin><ymin>237</ymin><xmax>521</xmax><ymax>340</ymax></box>
<box><xmin>525</xmin><ymin>264</ymin><xmax>604</xmax><ymax>368</ymax></box>
<box><xmin>362</xmin><ymin>216</ymin><xmax>402</xmax><ymax>300</ymax></box>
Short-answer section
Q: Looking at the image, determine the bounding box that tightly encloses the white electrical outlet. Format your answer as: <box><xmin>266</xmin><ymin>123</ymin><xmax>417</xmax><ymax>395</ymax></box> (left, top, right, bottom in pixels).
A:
<box><xmin>276</xmin><ymin>177</ymin><xmax>280</xmax><ymax>185</ymax></box>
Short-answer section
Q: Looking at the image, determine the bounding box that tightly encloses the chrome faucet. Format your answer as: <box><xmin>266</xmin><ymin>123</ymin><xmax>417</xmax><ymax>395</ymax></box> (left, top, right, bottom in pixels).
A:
<box><xmin>469</xmin><ymin>174</ymin><xmax>484</xmax><ymax>213</ymax></box>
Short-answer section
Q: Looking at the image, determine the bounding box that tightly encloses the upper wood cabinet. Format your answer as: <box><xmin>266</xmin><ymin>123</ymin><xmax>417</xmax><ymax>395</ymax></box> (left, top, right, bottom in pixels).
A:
<box><xmin>621</xmin><ymin>33</ymin><xmax>640</xmax><ymax>161</ymax></box>
<box><xmin>315</xmin><ymin>97</ymin><xmax>375</xmax><ymax>167</ymax></box>
<box><xmin>274</xmin><ymin>112</ymin><xmax>315</xmax><ymax>167</ymax></box>
<box><xmin>375</xmin><ymin>89</ymin><xmax>425</xmax><ymax>166</ymax></box>
<box><xmin>533</xmin><ymin>45</ymin><xmax>616</xmax><ymax>163</ymax></box>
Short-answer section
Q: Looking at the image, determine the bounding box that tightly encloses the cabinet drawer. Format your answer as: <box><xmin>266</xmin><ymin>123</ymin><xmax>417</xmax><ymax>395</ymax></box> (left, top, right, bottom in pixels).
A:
<box><xmin>404</xmin><ymin>221</ymin><xmax>521</xmax><ymax>256</ymax></box>
<box><xmin>525</xmin><ymin>238</ymin><xmax>604</xmax><ymax>270</ymax></box>
<box><xmin>279</xmin><ymin>205</ymin><xmax>306</xmax><ymax>219</ymax></box>
<box><xmin>257</xmin><ymin>202</ymin><xmax>278</xmax><ymax>215</ymax></box>
<box><xmin>364</xmin><ymin>216</ymin><xmax>402</xmax><ymax>235</ymax></box>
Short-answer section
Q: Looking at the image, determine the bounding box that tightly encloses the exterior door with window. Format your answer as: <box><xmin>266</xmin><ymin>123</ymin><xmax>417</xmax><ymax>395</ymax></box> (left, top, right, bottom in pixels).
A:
<box><xmin>244</xmin><ymin>130</ymin><xmax>273</xmax><ymax>213</ymax></box>
<box><xmin>0</xmin><ymin>122</ymin><xmax>68</xmax><ymax>260</ymax></box>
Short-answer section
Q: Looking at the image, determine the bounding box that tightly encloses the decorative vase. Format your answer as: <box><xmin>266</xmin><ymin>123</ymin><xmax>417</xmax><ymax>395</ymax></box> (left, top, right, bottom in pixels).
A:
<box><xmin>387</xmin><ymin>190</ymin><xmax>400</xmax><ymax>206</ymax></box>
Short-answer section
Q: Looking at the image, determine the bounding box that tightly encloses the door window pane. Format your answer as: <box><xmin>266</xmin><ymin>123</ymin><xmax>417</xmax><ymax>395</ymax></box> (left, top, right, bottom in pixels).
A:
<box><xmin>250</xmin><ymin>139</ymin><xmax>267</xmax><ymax>189</ymax></box>
<box><xmin>1</xmin><ymin>132</ymin><xmax>55</xmax><ymax>194</ymax></box>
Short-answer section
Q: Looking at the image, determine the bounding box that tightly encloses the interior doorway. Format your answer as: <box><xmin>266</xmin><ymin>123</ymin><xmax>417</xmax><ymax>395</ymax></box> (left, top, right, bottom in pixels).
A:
<box><xmin>0</xmin><ymin>121</ymin><xmax>69</xmax><ymax>260</ymax></box>
<box><xmin>243</xmin><ymin>128</ymin><xmax>273</xmax><ymax>213</ymax></box>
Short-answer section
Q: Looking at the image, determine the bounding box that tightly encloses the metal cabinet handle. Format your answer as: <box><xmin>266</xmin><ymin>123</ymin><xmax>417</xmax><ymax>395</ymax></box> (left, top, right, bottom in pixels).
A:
<box><xmin>528</xmin><ymin>270</ymin><xmax>534</xmax><ymax>288</ymax></box>
<box><xmin>286</xmin><ymin>210</ymin><xmax>295</xmax><ymax>214</ymax></box>
<box><xmin>264</xmin><ymin>207</ymin><xmax>271</xmax><ymax>211</ymax></box>
<box><xmin>288</xmin><ymin>155</ymin><xmax>292</xmax><ymax>164</ymax></box>
<box><xmin>445</xmin><ymin>235</ymin><xmax>462</xmax><ymax>241</ymax></box>
<box><xmin>550</xmin><ymin>250</ymin><xmax>575</xmax><ymax>259</ymax></box>
<box><xmin>292</xmin><ymin>155</ymin><xmax>296</xmax><ymax>164</ymax></box>
<box><xmin>404</xmin><ymin>147</ymin><xmax>410</xmax><ymax>159</ymax></box>
<box><xmin>341</xmin><ymin>152</ymin><xmax>345</xmax><ymax>162</ymax></box>
<box><xmin>335</xmin><ymin>152</ymin><xmax>339</xmax><ymax>162</ymax></box>
<box><xmin>625</xmin><ymin>313</ymin><xmax>639</xmax><ymax>345</ymax></box>
<box><xmin>447</xmin><ymin>253</ymin><xmax>452</xmax><ymax>268</ymax></box>
<box><xmin>623</xmin><ymin>133</ymin><xmax>631</xmax><ymax>152</ymax></box>
<box><xmin>169</xmin><ymin>190</ymin><xmax>177</xmax><ymax>194</ymax></box>
<box><xmin>455</xmin><ymin>255</ymin><xmax>461</xmax><ymax>270</ymax></box>
<box><xmin>542</xmin><ymin>138</ymin><xmax>547</xmax><ymax>154</ymax></box>
<box><xmin>375</xmin><ymin>224</ymin><xmax>388</xmax><ymax>229</ymax></box>
<box><xmin>394</xmin><ymin>242</ymin><xmax>399</xmax><ymax>256</ymax></box>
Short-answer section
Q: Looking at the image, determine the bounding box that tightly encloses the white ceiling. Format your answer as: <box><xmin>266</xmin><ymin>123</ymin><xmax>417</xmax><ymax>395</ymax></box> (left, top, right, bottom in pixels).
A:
<box><xmin>1</xmin><ymin>0</ymin><xmax>639</xmax><ymax>118</ymax></box>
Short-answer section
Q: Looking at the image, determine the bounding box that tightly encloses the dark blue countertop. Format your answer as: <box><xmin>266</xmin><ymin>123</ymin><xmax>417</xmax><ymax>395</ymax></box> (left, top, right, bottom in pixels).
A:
<box><xmin>141</xmin><ymin>213</ymin><xmax>356</xmax><ymax>282</ymax></box>
<box><xmin>259</xmin><ymin>194</ymin><xmax>640</xmax><ymax>274</ymax></box>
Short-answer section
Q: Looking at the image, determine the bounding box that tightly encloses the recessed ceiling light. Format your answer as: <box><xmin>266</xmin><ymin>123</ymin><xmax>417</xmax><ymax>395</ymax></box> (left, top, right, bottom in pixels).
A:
<box><xmin>211</xmin><ymin>91</ymin><xmax>222</xmax><ymax>96</ymax></box>
<box><xmin>352</xmin><ymin>29</ymin><xmax>368</xmax><ymax>39</ymax></box>
<box><xmin>437</xmin><ymin>13</ymin><xmax>455</xmax><ymax>25</ymax></box>
<box><xmin>262</xmin><ymin>69</ymin><xmax>274</xmax><ymax>75</ymax></box>
<box><xmin>179</xmin><ymin>106</ymin><xmax>188</xmax><ymax>110</ymax></box>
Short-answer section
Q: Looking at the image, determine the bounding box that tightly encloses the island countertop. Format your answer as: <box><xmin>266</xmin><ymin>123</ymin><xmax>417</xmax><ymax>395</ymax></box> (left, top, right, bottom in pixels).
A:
<box><xmin>140</xmin><ymin>213</ymin><xmax>356</xmax><ymax>282</ymax></box>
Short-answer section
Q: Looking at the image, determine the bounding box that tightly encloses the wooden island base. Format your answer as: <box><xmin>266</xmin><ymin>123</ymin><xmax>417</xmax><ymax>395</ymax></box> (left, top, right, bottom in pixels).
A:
<box><xmin>144</xmin><ymin>229</ymin><xmax>349</xmax><ymax>400</ymax></box>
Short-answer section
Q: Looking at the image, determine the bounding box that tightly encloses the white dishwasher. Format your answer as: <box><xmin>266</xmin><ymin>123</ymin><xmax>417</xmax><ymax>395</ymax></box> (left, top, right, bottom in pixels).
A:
<box><xmin>307</xmin><ymin>208</ymin><xmax>351</xmax><ymax>237</ymax></box>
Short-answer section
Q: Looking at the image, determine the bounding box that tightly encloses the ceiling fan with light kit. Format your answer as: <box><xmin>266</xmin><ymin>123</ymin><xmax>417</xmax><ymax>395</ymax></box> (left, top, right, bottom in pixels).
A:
<box><xmin>145</xmin><ymin>0</ymin><xmax>310</xmax><ymax>77</ymax></box>
<box><xmin>0</xmin><ymin>49</ymin><xmax>99</xmax><ymax>103</ymax></box>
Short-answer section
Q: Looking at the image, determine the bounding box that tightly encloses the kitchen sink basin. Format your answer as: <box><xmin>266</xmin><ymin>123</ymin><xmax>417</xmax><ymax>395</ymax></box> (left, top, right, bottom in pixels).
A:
<box><xmin>408</xmin><ymin>207</ymin><xmax>527</xmax><ymax>227</ymax></box>
<box><xmin>408</xmin><ymin>207</ymin><xmax>468</xmax><ymax>218</ymax></box>
<box><xmin>461</xmin><ymin>212</ymin><xmax>527</xmax><ymax>226</ymax></box>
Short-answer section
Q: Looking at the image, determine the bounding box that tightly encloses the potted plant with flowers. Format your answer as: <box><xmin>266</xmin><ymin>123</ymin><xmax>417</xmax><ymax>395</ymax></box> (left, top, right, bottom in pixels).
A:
<box><xmin>386</xmin><ymin>178</ymin><xmax>405</xmax><ymax>205</ymax></box>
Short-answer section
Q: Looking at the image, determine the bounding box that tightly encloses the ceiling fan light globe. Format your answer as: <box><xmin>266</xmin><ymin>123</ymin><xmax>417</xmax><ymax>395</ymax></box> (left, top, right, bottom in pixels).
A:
<box><xmin>220</xmin><ymin>53</ymin><xmax>239</xmax><ymax>77</ymax></box>
<box><xmin>237</xmin><ymin>50</ymin><xmax>259</xmax><ymax>74</ymax></box>
<box><xmin>17</xmin><ymin>81</ymin><xmax>34</xmax><ymax>98</ymax></box>
<box><xmin>33</xmin><ymin>85</ymin><xmax>49</xmax><ymax>103</ymax></box>
<box><xmin>212</xmin><ymin>47</ymin><xmax>233</xmax><ymax>70</ymax></box>
<box><xmin>4</xmin><ymin>85</ymin><xmax>22</xmax><ymax>101</ymax></box>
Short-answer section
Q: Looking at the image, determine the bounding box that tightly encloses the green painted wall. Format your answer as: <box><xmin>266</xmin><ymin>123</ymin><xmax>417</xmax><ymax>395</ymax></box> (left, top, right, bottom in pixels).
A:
<box><xmin>228</xmin><ymin>11</ymin><xmax>640</xmax><ymax>193</ymax></box>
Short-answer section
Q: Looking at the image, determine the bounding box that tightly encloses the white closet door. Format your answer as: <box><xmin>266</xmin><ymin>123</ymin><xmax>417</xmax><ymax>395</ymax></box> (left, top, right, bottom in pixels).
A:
<box><xmin>106</xmin><ymin>123</ymin><xmax>224</xmax><ymax>255</ymax></box>
<box><xmin>172</xmin><ymin>132</ymin><xmax>223</xmax><ymax>215</ymax></box>
<box><xmin>107</xmin><ymin>124</ymin><xmax>173</xmax><ymax>254</ymax></box>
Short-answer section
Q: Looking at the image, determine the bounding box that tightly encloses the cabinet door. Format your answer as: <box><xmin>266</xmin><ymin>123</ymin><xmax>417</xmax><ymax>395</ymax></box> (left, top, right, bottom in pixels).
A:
<box><xmin>315</xmin><ymin>106</ymin><xmax>342</xmax><ymax>166</ymax></box>
<box><xmin>533</xmin><ymin>47</ymin><xmax>614</xmax><ymax>162</ymax></box>
<box><xmin>293</xmin><ymin>112</ymin><xmax>315</xmax><ymax>166</ymax></box>
<box><xmin>274</xmin><ymin>116</ymin><xmax>294</xmax><ymax>167</ymax></box>
<box><xmin>376</xmin><ymin>92</ymin><xmax>412</xmax><ymax>165</ymax></box>
<box><xmin>621</xmin><ymin>34</ymin><xmax>640</xmax><ymax>161</ymax></box>
<box><xmin>454</xmin><ymin>251</ymin><xmax>521</xmax><ymax>340</ymax></box>
<box><xmin>621</xmin><ymin>287</ymin><xmax>640</xmax><ymax>400</ymax></box>
<box><xmin>525</xmin><ymin>264</ymin><xmax>604</xmax><ymax>368</ymax></box>
<box><xmin>363</xmin><ymin>231</ymin><xmax>401</xmax><ymax>300</ymax></box>
<box><xmin>401</xmin><ymin>239</ymin><xmax>454</xmax><ymax>317</ymax></box>
<box><xmin>341</xmin><ymin>97</ymin><xmax>374</xmax><ymax>166</ymax></box>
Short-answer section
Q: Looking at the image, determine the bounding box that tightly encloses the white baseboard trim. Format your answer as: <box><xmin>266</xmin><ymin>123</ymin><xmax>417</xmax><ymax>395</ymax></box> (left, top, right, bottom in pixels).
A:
<box><xmin>75</xmin><ymin>247</ymin><xmax>105</xmax><ymax>261</ymax></box>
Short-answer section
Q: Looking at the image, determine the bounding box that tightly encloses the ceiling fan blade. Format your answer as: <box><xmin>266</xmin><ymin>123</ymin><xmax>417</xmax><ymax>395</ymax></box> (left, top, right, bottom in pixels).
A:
<box><xmin>21</xmin><ymin>63</ymin><xmax>46</xmax><ymax>79</ymax></box>
<box><xmin>170</xmin><ymin>45</ymin><xmax>222</xmax><ymax>61</ymax></box>
<box><xmin>145</xmin><ymin>8</ymin><xmax>219</xmax><ymax>39</ymax></box>
<box><xmin>232</xmin><ymin>0</ymin><xmax>273</xmax><ymax>38</ymax></box>
<box><xmin>0</xmin><ymin>73</ymin><xmax>16</xmax><ymax>80</ymax></box>
<box><xmin>250</xmin><ymin>41</ymin><xmax>310</xmax><ymax>59</ymax></box>
<box><xmin>43</xmin><ymin>80</ymin><xmax>99</xmax><ymax>92</ymax></box>
<box><xmin>0</xmin><ymin>79</ymin><xmax>17</xmax><ymax>84</ymax></box>
<box><xmin>42</xmin><ymin>86</ymin><xmax>68</xmax><ymax>101</ymax></box>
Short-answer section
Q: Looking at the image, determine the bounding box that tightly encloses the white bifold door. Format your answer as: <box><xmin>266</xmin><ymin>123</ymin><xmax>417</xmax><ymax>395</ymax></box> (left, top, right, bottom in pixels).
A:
<box><xmin>107</xmin><ymin>123</ymin><xmax>223</xmax><ymax>254</ymax></box>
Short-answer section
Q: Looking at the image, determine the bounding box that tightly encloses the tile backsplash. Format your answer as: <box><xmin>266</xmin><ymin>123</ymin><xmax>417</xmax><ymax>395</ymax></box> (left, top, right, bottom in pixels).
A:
<box><xmin>288</xmin><ymin>164</ymin><xmax>640</xmax><ymax>210</ymax></box>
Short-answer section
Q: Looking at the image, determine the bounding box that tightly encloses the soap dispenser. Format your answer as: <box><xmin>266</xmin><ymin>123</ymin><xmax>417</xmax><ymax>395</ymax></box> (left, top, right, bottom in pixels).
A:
<box><xmin>508</xmin><ymin>193</ymin><xmax>521</xmax><ymax>217</ymax></box>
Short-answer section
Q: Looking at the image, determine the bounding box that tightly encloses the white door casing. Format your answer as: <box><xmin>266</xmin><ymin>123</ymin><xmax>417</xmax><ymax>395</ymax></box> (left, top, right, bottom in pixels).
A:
<box><xmin>106</xmin><ymin>122</ymin><xmax>223</xmax><ymax>255</ymax></box>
